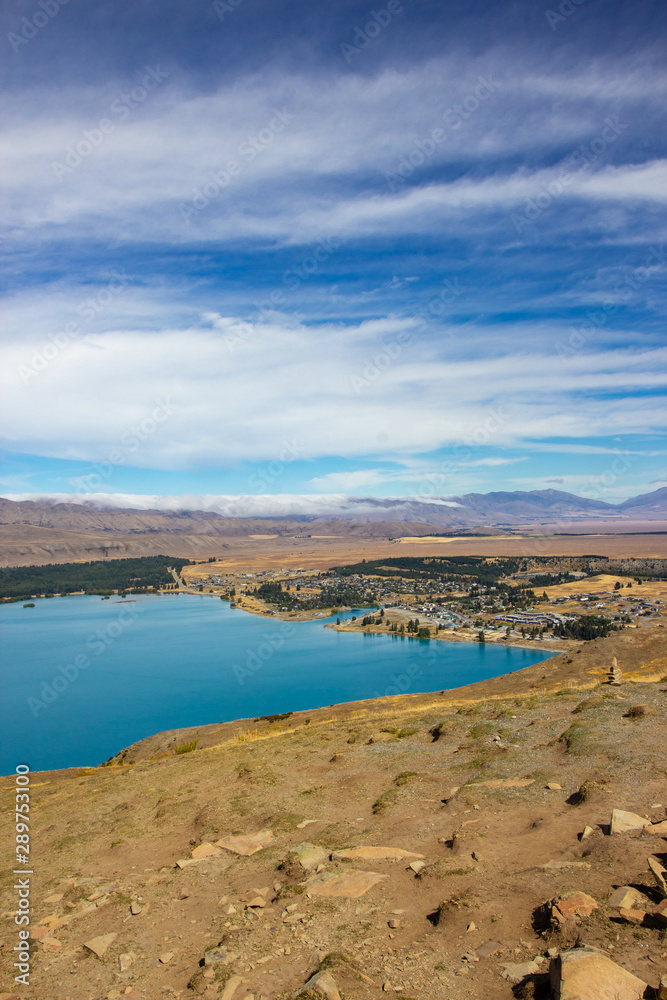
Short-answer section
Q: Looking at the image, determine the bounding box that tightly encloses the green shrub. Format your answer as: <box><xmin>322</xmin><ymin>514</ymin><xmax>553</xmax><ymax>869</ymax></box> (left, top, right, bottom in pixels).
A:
<box><xmin>558</xmin><ymin>723</ymin><xmax>590</xmax><ymax>755</ymax></box>
<box><xmin>573</xmin><ymin>696</ymin><xmax>604</xmax><ymax>714</ymax></box>
<box><xmin>395</xmin><ymin>771</ymin><xmax>417</xmax><ymax>786</ymax></box>
<box><xmin>372</xmin><ymin>789</ymin><xmax>399</xmax><ymax>814</ymax></box>
<box><xmin>468</xmin><ymin>722</ymin><xmax>495</xmax><ymax>740</ymax></box>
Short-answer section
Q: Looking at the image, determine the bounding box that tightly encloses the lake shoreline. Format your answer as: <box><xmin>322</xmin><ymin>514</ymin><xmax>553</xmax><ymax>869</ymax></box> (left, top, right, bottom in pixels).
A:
<box><xmin>325</xmin><ymin>621</ymin><xmax>568</xmax><ymax>654</ymax></box>
<box><xmin>9</xmin><ymin>624</ymin><xmax>664</xmax><ymax>780</ymax></box>
<box><xmin>0</xmin><ymin>592</ymin><xmax>555</xmax><ymax>775</ymax></box>
<box><xmin>172</xmin><ymin>587</ymin><xmax>572</xmax><ymax>653</ymax></box>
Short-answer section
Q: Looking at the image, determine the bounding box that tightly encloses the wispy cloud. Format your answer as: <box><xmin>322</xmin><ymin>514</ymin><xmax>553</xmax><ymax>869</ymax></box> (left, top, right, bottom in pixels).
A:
<box><xmin>2</xmin><ymin>0</ymin><xmax>666</xmax><ymax>496</ymax></box>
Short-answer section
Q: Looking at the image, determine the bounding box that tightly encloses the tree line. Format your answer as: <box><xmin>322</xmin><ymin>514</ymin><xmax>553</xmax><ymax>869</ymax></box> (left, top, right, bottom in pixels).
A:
<box><xmin>0</xmin><ymin>556</ymin><xmax>191</xmax><ymax>600</ymax></box>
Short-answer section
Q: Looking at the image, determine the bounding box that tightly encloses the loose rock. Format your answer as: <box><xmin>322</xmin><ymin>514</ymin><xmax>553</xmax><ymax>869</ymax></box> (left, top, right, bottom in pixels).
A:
<box><xmin>644</xmin><ymin>819</ymin><xmax>667</xmax><ymax>835</ymax></box>
<box><xmin>294</xmin><ymin>969</ymin><xmax>341</xmax><ymax>1000</ymax></box>
<box><xmin>475</xmin><ymin>940</ymin><xmax>502</xmax><ymax>959</ymax></box>
<box><xmin>332</xmin><ymin>847</ymin><xmax>424</xmax><ymax>862</ymax></box>
<box><xmin>41</xmin><ymin>935</ymin><xmax>62</xmax><ymax>952</ymax></box>
<box><xmin>83</xmin><ymin>932</ymin><xmax>117</xmax><ymax>959</ymax></box>
<box><xmin>648</xmin><ymin>855</ymin><xmax>667</xmax><ymax>897</ymax></box>
<box><xmin>204</xmin><ymin>945</ymin><xmax>238</xmax><ymax>966</ymax></box>
<box><xmin>295</xmin><ymin>842</ymin><xmax>329</xmax><ymax>871</ymax></box>
<box><xmin>501</xmin><ymin>959</ymin><xmax>541</xmax><ymax>984</ymax></box>
<box><xmin>468</xmin><ymin>777</ymin><xmax>534</xmax><ymax>788</ymax></box>
<box><xmin>618</xmin><ymin>907</ymin><xmax>648</xmax><ymax>926</ymax></box>
<box><xmin>118</xmin><ymin>952</ymin><xmax>135</xmax><ymax>972</ymax></box>
<box><xmin>245</xmin><ymin>896</ymin><xmax>266</xmax><ymax>908</ymax></box>
<box><xmin>220</xmin><ymin>975</ymin><xmax>245</xmax><ymax>1000</ymax></box>
<box><xmin>652</xmin><ymin>898</ymin><xmax>667</xmax><ymax>926</ymax></box>
<box><xmin>215</xmin><ymin>829</ymin><xmax>274</xmax><ymax>856</ymax></box>
<box><xmin>610</xmin><ymin>808</ymin><xmax>651</xmax><ymax>834</ymax></box>
<box><xmin>550</xmin><ymin>945</ymin><xmax>648</xmax><ymax>999</ymax></box>
<box><xmin>192</xmin><ymin>842</ymin><xmax>223</xmax><ymax>860</ymax></box>
<box><xmin>609</xmin><ymin>886</ymin><xmax>647</xmax><ymax>909</ymax></box>
<box><xmin>552</xmin><ymin>891</ymin><xmax>598</xmax><ymax>924</ymax></box>
<box><xmin>305</xmin><ymin>870</ymin><xmax>387</xmax><ymax>898</ymax></box>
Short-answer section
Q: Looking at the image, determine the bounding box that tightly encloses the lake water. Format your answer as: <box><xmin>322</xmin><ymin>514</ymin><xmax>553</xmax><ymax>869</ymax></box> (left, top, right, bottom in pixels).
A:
<box><xmin>0</xmin><ymin>594</ymin><xmax>554</xmax><ymax>774</ymax></box>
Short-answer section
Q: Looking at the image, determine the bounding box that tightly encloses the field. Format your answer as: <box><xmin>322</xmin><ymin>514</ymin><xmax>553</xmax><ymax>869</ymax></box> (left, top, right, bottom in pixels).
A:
<box><xmin>176</xmin><ymin>530</ymin><xmax>667</xmax><ymax>581</ymax></box>
<box><xmin>1</xmin><ymin>522</ymin><xmax>666</xmax><ymax>569</ymax></box>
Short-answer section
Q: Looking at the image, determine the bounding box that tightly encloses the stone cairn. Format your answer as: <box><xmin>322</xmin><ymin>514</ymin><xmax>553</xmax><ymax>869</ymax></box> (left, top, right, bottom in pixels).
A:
<box><xmin>607</xmin><ymin>656</ymin><xmax>622</xmax><ymax>686</ymax></box>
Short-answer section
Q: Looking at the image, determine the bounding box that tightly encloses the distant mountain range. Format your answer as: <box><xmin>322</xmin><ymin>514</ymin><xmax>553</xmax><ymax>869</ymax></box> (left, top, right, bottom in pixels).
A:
<box><xmin>1</xmin><ymin>486</ymin><xmax>666</xmax><ymax>535</ymax></box>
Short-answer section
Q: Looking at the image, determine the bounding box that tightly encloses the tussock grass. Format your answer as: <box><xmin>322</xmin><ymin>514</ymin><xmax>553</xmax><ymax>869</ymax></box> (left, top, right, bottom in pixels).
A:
<box><xmin>372</xmin><ymin>788</ymin><xmax>399</xmax><ymax>814</ymax></box>
<box><xmin>468</xmin><ymin>722</ymin><xmax>495</xmax><ymax>740</ymax></box>
<box><xmin>395</xmin><ymin>770</ymin><xmax>418</xmax><ymax>786</ymax></box>
<box><xmin>572</xmin><ymin>696</ymin><xmax>604</xmax><ymax>713</ymax></box>
<box><xmin>558</xmin><ymin>723</ymin><xmax>592</xmax><ymax>756</ymax></box>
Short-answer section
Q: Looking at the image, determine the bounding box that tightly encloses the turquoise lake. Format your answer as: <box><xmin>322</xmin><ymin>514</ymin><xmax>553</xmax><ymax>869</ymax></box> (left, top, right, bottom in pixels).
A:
<box><xmin>0</xmin><ymin>594</ymin><xmax>555</xmax><ymax>774</ymax></box>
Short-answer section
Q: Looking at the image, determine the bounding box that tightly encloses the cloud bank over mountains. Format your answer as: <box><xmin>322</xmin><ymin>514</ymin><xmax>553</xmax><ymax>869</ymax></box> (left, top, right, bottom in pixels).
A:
<box><xmin>3</xmin><ymin>487</ymin><xmax>666</xmax><ymax>526</ymax></box>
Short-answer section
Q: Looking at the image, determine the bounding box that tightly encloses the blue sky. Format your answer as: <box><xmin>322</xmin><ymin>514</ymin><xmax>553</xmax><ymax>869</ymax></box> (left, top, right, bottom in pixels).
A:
<box><xmin>1</xmin><ymin>0</ymin><xmax>666</xmax><ymax>505</ymax></box>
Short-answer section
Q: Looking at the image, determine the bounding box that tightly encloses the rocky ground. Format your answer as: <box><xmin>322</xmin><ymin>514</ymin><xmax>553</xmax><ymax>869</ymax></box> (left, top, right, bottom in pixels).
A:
<box><xmin>1</xmin><ymin>630</ymin><xmax>666</xmax><ymax>1000</ymax></box>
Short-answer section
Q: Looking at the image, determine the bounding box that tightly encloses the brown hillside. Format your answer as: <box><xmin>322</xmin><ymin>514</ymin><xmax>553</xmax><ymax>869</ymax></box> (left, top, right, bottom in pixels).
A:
<box><xmin>1</xmin><ymin>629</ymin><xmax>666</xmax><ymax>999</ymax></box>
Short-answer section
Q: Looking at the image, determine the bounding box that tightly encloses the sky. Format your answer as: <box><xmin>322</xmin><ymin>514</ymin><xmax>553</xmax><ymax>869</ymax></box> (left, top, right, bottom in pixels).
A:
<box><xmin>1</xmin><ymin>0</ymin><xmax>666</xmax><ymax>506</ymax></box>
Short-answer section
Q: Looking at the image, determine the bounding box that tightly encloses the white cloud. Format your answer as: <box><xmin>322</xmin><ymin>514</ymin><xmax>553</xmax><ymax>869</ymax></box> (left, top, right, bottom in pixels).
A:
<box><xmin>308</xmin><ymin>470</ymin><xmax>391</xmax><ymax>491</ymax></box>
<box><xmin>2</xmin><ymin>58</ymin><xmax>666</xmax><ymax>247</ymax></box>
<box><xmin>0</xmin><ymin>302</ymin><xmax>665</xmax><ymax>470</ymax></box>
<box><xmin>0</xmin><ymin>492</ymin><xmax>463</xmax><ymax>516</ymax></box>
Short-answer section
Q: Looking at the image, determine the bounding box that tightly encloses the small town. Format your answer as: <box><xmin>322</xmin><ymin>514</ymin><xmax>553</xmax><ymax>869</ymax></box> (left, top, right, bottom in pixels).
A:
<box><xmin>176</xmin><ymin>556</ymin><xmax>667</xmax><ymax>649</ymax></box>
